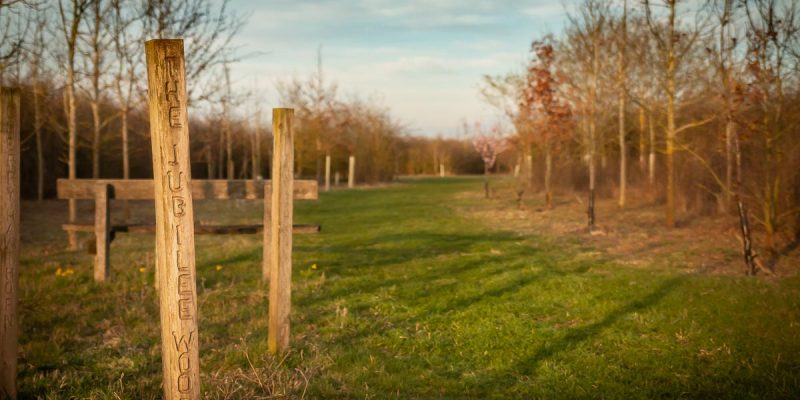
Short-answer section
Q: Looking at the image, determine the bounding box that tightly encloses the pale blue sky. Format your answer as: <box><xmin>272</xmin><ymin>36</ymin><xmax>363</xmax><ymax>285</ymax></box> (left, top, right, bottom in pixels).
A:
<box><xmin>228</xmin><ymin>0</ymin><xmax>573</xmax><ymax>136</ymax></box>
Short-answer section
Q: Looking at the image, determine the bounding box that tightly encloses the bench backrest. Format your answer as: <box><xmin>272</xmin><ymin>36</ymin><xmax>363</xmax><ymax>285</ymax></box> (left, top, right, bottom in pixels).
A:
<box><xmin>57</xmin><ymin>179</ymin><xmax>318</xmax><ymax>200</ymax></box>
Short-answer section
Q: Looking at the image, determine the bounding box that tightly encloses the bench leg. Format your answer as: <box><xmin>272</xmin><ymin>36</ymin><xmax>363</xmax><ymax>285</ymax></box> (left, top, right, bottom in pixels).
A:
<box><xmin>94</xmin><ymin>184</ymin><xmax>111</xmax><ymax>282</ymax></box>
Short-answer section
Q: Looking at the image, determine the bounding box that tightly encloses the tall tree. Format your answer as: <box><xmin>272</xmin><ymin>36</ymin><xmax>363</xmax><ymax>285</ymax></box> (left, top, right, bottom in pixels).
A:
<box><xmin>82</xmin><ymin>0</ymin><xmax>113</xmax><ymax>178</ymax></box>
<box><xmin>57</xmin><ymin>0</ymin><xmax>90</xmax><ymax>249</ymax></box>
<box><xmin>616</xmin><ymin>0</ymin><xmax>628</xmax><ymax>207</ymax></box>
<box><xmin>521</xmin><ymin>37</ymin><xmax>572</xmax><ymax>209</ymax></box>
<box><xmin>742</xmin><ymin>0</ymin><xmax>800</xmax><ymax>254</ymax></box>
<box><xmin>643</xmin><ymin>0</ymin><xmax>713</xmax><ymax>227</ymax></box>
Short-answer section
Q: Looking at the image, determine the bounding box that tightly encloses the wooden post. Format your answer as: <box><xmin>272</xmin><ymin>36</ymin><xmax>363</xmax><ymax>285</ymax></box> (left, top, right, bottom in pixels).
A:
<box><xmin>0</xmin><ymin>87</ymin><xmax>20</xmax><ymax>400</ymax></box>
<box><xmin>324</xmin><ymin>154</ymin><xmax>331</xmax><ymax>192</ymax></box>
<box><xmin>439</xmin><ymin>163</ymin><xmax>445</xmax><ymax>177</ymax></box>
<box><xmin>269</xmin><ymin>108</ymin><xmax>294</xmax><ymax>354</ymax></box>
<box><xmin>335</xmin><ymin>171</ymin><xmax>341</xmax><ymax>187</ymax></box>
<box><xmin>145</xmin><ymin>39</ymin><xmax>200</xmax><ymax>400</ymax></box>
<box><xmin>94</xmin><ymin>183</ymin><xmax>111</xmax><ymax>282</ymax></box>
<box><xmin>262</xmin><ymin>183</ymin><xmax>271</xmax><ymax>281</ymax></box>
<box><xmin>348</xmin><ymin>155</ymin><xmax>355</xmax><ymax>189</ymax></box>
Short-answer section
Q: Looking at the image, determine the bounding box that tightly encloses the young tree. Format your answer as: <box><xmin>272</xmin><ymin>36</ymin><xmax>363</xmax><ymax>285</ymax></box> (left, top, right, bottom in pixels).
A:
<box><xmin>521</xmin><ymin>37</ymin><xmax>572</xmax><ymax>209</ymax></box>
<box><xmin>642</xmin><ymin>0</ymin><xmax>714</xmax><ymax>227</ymax></box>
<box><xmin>82</xmin><ymin>0</ymin><xmax>113</xmax><ymax>178</ymax></box>
<box><xmin>29</xmin><ymin>8</ymin><xmax>47</xmax><ymax>201</ymax></box>
<box><xmin>57</xmin><ymin>0</ymin><xmax>90</xmax><ymax>249</ymax></box>
<box><xmin>615</xmin><ymin>0</ymin><xmax>628</xmax><ymax>207</ymax></box>
<box><xmin>742</xmin><ymin>0</ymin><xmax>800</xmax><ymax>255</ymax></box>
<box><xmin>472</xmin><ymin>123</ymin><xmax>508</xmax><ymax>199</ymax></box>
<box><xmin>564</xmin><ymin>0</ymin><xmax>610</xmax><ymax>231</ymax></box>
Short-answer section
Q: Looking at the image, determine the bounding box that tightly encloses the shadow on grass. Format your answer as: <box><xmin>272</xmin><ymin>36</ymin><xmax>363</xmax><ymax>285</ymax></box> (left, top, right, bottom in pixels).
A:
<box><xmin>468</xmin><ymin>275</ymin><xmax>687</xmax><ymax>393</ymax></box>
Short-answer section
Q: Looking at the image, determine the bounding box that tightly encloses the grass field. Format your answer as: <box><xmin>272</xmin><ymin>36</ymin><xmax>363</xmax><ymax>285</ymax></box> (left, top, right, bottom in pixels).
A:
<box><xmin>17</xmin><ymin>176</ymin><xmax>800</xmax><ymax>398</ymax></box>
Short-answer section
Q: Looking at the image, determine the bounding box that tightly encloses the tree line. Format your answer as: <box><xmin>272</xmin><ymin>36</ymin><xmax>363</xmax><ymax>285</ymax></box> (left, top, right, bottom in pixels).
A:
<box><xmin>0</xmin><ymin>0</ymin><xmax>486</xmax><ymax>201</ymax></box>
<box><xmin>482</xmin><ymin>0</ymin><xmax>800</xmax><ymax>268</ymax></box>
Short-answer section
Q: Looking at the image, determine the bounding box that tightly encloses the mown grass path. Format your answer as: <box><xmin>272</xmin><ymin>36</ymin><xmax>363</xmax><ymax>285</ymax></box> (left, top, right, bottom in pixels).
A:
<box><xmin>17</xmin><ymin>177</ymin><xmax>800</xmax><ymax>398</ymax></box>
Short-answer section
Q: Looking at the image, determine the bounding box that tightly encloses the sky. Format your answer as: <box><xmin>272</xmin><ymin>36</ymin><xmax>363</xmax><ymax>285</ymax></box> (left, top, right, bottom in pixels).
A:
<box><xmin>228</xmin><ymin>0</ymin><xmax>573</xmax><ymax>137</ymax></box>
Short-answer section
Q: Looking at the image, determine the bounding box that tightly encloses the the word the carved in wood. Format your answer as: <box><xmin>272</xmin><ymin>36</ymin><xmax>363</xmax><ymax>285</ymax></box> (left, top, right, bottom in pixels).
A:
<box><xmin>145</xmin><ymin>39</ymin><xmax>200</xmax><ymax>400</ymax></box>
<box><xmin>269</xmin><ymin>108</ymin><xmax>295</xmax><ymax>354</ymax></box>
<box><xmin>0</xmin><ymin>87</ymin><xmax>20</xmax><ymax>400</ymax></box>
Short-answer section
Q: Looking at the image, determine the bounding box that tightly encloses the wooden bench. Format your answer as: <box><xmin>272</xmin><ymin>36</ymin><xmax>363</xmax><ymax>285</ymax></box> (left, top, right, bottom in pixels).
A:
<box><xmin>57</xmin><ymin>178</ymin><xmax>319</xmax><ymax>282</ymax></box>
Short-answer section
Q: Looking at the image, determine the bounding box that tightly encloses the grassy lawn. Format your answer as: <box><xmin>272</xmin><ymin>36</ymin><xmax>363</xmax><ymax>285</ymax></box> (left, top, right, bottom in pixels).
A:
<box><xmin>17</xmin><ymin>177</ymin><xmax>800</xmax><ymax>399</ymax></box>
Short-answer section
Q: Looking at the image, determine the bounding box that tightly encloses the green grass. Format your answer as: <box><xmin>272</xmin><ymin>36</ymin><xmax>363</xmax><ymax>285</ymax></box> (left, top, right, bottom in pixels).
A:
<box><xmin>17</xmin><ymin>177</ymin><xmax>800</xmax><ymax>398</ymax></box>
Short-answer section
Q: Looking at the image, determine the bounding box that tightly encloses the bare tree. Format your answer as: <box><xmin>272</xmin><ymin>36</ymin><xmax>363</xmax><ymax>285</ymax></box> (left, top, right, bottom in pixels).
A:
<box><xmin>642</xmin><ymin>0</ymin><xmax>714</xmax><ymax>227</ymax></box>
<box><xmin>742</xmin><ymin>0</ymin><xmax>800</xmax><ymax>255</ymax></box>
<box><xmin>141</xmin><ymin>0</ymin><xmax>245</xmax><ymax>104</ymax></box>
<box><xmin>565</xmin><ymin>0</ymin><xmax>611</xmax><ymax>231</ymax></box>
<box><xmin>615</xmin><ymin>0</ymin><xmax>629</xmax><ymax>207</ymax></box>
<box><xmin>57</xmin><ymin>0</ymin><xmax>90</xmax><ymax>250</ymax></box>
<box><xmin>81</xmin><ymin>0</ymin><xmax>113</xmax><ymax>178</ymax></box>
<box><xmin>29</xmin><ymin>7</ymin><xmax>47</xmax><ymax>201</ymax></box>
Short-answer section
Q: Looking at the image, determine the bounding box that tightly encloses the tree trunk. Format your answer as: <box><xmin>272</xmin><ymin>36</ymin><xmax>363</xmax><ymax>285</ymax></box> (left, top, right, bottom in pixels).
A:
<box><xmin>618</xmin><ymin>89</ymin><xmax>626</xmax><ymax>208</ymax></box>
<box><xmin>738</xmin><ymin>200</ymin><xmax>757</xmax><ymax>275</ymax></box>
<box><xmin>724</xmin><ymin>118</ymin><xmax>734</xmax><ymax>212</ymax></box>
<box><xmin>91</xmin><ymin>100</ymin><xmax>101</xmax><ymax>178</ymax></box>
<box><xmin>639</xmin><ymin>107</ymin><xmax>645</xmax><ymax>173</ymax></box>
<box><xmin>121</xmin><ymin>107</ymin><xmax>130</xmax><ymax>222</ymax></box>
<box><xmin>617</xmin><ymin>0</ymin><xmax>627</xmax><ymax>208</ymax></box>
<box><xmin>664</xmin><ymin>4</ymin><xmax>677</xmax><ymax>228</ymax></box>
<box><xmin>545</xmin><ymin>141</ymin><xmax>552</xmax><ymax>208</ymax></box>
<box><xmin>67</xmin><ymin>62</ymin><xmax>78</xmax><ymax>250</ymax></box>
<box><xmin>648</xmin><ymin>109</ymin><xmax>656</xmax><ymax>185</ymax></box>
<box><xmin>483</xmin><ymin>164</ymin><xmax>490</xmax><ymax>199</ymax></box>
<box><xmin>33</xmin><ymin>73</ymin><xmax>44</xmax><ymax>202</ymax></box>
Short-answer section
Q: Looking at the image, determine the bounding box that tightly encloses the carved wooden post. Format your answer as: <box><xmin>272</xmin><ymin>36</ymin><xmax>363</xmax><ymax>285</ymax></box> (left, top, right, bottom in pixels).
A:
<box><xmin>324</xmin><ymin>154</ymin><xmax>331</xmax><ymax>192</ymax></box>
<box><xmin>94</xmin><ymin>183</ymin><xmax>111</xmax><ymax>282</ymax></box>
<box><xmin>262</xmin><ymin>183</ymin><xmax>271</xmax><ymax>281</ymax></box>
<box><xmin>0</xmin><ymin>87</ymin><xmax>20</xmax><ymax>400</ymax></box>
<box><xmin>269</xmin><ymin>108</ymin><xmax>294</xmax><ymax>354</ymax></box>
<box><xmin>145</xmin><ymin>39</ymin><xmax>200</xmax><ymax>400</ymax></box>
<box><xmin>348</xmin><ymin>155</ymin><xmax>355</xmax><ymax>189</ymax></box>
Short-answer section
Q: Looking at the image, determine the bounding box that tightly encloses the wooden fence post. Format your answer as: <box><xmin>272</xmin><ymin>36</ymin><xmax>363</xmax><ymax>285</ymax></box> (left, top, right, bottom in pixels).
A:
<box><xmin>335</xmin><ymin>171</ymin><xmax>340</xmax><ymax>187</ymax></box>
<box><xmin>0</xmin><ymin>87</ymin><xmax>20</xmax><ymax>400</ymax></box>
<box><xmin>348</xmin><ymin>155</ymin><xmax>355</xmax><ymax>189</ymax></box>
<box><xmin>262</xmin><ymin>183</ymin><xmax>271</xmax><ymax>281</ymax></box>
<box><xmin>269</xmin><ymin>108</ymin><xmax>294</xmax><ymax>354</ymax></box>
<box><xmin>94</xmin><ymin>183</ymin><xmax>111</xmax><ymax>282</ymax></box>
<box><xmin>324</xmin><ymin>154</ymin><xmax>331</xmax><ymax>192</ymax></box>
<box><xmin>145</xmin><ymin>39</ymin><xmax>200</xmax><ymax>400</ymax></box>
<box><xmin>439</xmin><ymin>163</ymin><xmax>445</xmax><ymax>177</ymax></box>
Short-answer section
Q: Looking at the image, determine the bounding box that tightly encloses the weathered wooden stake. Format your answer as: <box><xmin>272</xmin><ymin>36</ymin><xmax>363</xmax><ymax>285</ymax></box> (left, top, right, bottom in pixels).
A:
<box><xmin>324</xmin><ymin>154</ymin><xmax>331</xmax><ymax>192</ymax></box>
<box><xmin>262</xmin><ymin>183</ymin><xmax>271</xmax><ymax>281</ymax></box>
<box><xmin>269</xmin><ymin>108</ymin><xmax>294</xmax><ymax>354</ymax></box>
<box><xmin>94</xmin><ymin>183</ymin><xmax>111</xmax><ymax>282</ymax></box>
<box><xmin>0</xmin><ymin>87</ymin><xmax>20</xmax><ymax>400</ymax></box>
<box><xmin>348</xmin><ymin>155</ymin><xmax>355</xmax><ymax>189</ymax></box>
<box><xmin>145</xmin><ymin>39</ymin><xmax>200</xmax><ymax>400</ymax></box>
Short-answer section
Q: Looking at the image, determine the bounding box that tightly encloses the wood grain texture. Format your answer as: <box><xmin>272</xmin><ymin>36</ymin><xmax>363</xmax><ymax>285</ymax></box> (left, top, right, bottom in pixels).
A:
<box><xmin>93</xmin><ymin>184</ymin><xmax>111</xmax><ymax>282</ymax></box>
<box><xmin>269</xmin><ymin>108</ymin><xmax>294</xmax><ymax>354</ymax></box>
<box><xmin>348</xmin><ymin>156</ymin><xmax>355</xmax><ymax>189</ymax></box>
<box><xmin>57</xmin><ymin>179</ymin><xmax>318</xmax><ymax>200</ymax></box>
<box><xmin>0</xmin><ymin>87</ymin><xmax>20</xmax><ymax>400</ymax></box>
<box><xmin>145</xmin><ymin>39</ymin><xmax>200</xmax><ymax>400</ymax></box>
<box><xmin>262</xmin><ymin>184</ymin><xmax>271</xmax><ymax>281</ymax></box>
<box><xmin>63</xmin><ymin>223</ymin><xmax>320</xmax><ymax>235</ymax></box>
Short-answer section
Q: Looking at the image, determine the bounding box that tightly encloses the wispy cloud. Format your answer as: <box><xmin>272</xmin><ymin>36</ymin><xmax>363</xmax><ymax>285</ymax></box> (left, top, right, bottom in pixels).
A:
<box><xmin>231</xmin><ymin>0</ymin><xmax>569</xmax><ymax>135</ymax></box>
